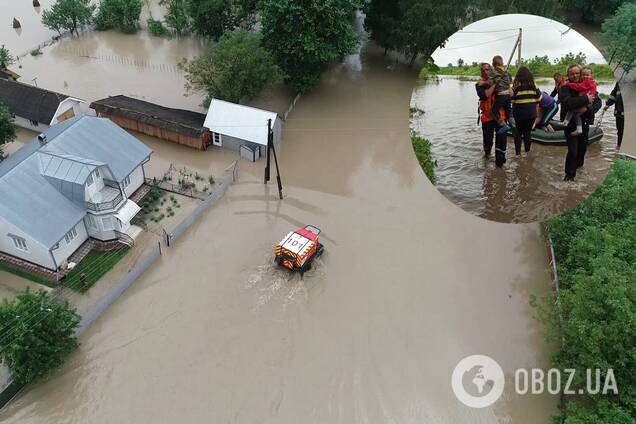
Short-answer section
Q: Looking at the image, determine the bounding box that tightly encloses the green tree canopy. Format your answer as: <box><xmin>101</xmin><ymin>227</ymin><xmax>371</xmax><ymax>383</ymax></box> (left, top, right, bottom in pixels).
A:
<box><xmin>95</xmin><ymin>0</ymin><xmax>143</xmax><ymax>33</ymax></box>
<box><xmin>187</xmin><ymin>0</ymin><xmax>258</xmax><ymax>39</ymax></box>
<box><xmin>41</xmin><ymin>0</ymin><xmax>95</xmax><ymax>35</ymax></box>
<box><xmin>182</xmin><ymin>28</ymin><xmax>281</xmax><ymax>104</ymax></box>
<box><xmin>261</xmin><ymin>0</ymin><xmax>361</xmax><ymax>92</ymax></box>
<box><xmin>561</xmin><ymin>0</ymin><xmax>626</xmax><ymax>25</ymax></box>
<box><xmin>0</xmin><ymin>45</ymin><xmax>14</xmax><ymax>70</ymax></box>
<box><xmin>0</xmin><ymin>289</ymin><xmax>80</xmax><ymax>384</ymax></box>
<box><xmin>0</xmin><ymin>105</ymin><xmax>17</xmax><ymax>160</ymax></box>
<box><xmin>160</xmin><ymin>0</ymin><xmax>191</xmax><ymax>35</ymax></box>
<box><xmin>601</xmin><ymin>2</ymin><xmax>636</xmax><ymax>77</ymax></box>
<box><xmin>363</xmin><ymin>0</ymin><xmax>401</xmax><ymax>54</ymax></box>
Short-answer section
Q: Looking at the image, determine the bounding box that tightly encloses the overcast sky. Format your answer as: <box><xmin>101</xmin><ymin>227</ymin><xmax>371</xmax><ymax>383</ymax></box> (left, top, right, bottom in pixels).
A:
<box><xmin>432</xmin><ymin>14</ymin><xmax>606</xmax><ymax>67</ymax></box>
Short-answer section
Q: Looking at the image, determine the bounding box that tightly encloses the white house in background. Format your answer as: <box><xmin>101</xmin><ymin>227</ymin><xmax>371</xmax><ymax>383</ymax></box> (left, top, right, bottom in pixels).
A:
<box><xmin>0</xmin><ymin>115</ymin><xmax>152</xmax><ymax>271</ymax></box>
<box><xmin>203</xmin><ymin>99</ymin><xmax>282</xmax><ymax>161</ymax></box>
<box><xmin>0</xmin><ymin>78</ymin><xmax>83</xmax><ymax>131</ymax></box>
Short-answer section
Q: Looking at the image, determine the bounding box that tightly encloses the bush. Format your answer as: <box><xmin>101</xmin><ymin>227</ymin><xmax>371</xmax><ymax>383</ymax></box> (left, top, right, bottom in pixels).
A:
<box><xmin>147</xmin><ymin>18</ymin><xmax>170</xmax><ymax>37</ymax></box>
<box><xmin>0</xmin><ymin>290</ymin><xmax>80</xmax><ymax>384</ymax></box>
<box><xmin>411</xmin><ymin>133</ymin><xmax>436</xmax><ymax>184</ymax></box>
<box><xmin>208</xmin><ymin>175</ymin><xmax>215</xmax><ymax>185</ymax></box>
<box><xmin>539</xmin><ymin>159</ymin><xmax>636</xmax><ymax>421</ymax></box>
<box><xmin>30</xmin><ymin>47</ymin><xmax>43</xmax><ymax>56</ymax></box>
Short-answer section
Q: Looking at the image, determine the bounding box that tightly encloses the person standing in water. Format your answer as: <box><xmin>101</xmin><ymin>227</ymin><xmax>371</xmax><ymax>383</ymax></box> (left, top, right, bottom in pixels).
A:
<box><xmin>476</xmin><ymin>63</ymin><xmax>508</xmax><ymax>167</ymax></box>
<box><xmin>604</xmin><ymin>82</ymin><xmax>624</xmax><ymax>147</ymax></box>
<box><xmin>559</xmin><ymin>64</ymin><xmax>596</xmax><ymax>181</ymax></box>
<box><xmin>511</xmin><ymin>66</ymin><xmax>542</xmax><ymax>155</ymax></box>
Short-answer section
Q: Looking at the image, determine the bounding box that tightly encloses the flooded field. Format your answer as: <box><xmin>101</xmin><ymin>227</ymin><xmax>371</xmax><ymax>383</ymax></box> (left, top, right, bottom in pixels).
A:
<box><xmin>0</xmin><ymin>19</ymin><xmax>557</xmax><ymax>424</ymax></box>
<box><xmin>411</xmin><ymin>76</ymin><xmax>619</xmax><ymax>223</ymax></box>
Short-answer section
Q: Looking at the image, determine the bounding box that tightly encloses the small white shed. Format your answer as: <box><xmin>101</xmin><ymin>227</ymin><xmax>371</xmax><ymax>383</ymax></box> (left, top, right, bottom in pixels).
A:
<box><xmin>203</xmin><ymin>99</ymin><xmax>283</xmax><ymax>160</ymax></box>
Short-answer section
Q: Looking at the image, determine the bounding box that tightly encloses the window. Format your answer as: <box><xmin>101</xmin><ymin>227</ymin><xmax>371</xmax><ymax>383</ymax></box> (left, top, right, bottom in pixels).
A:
<box><xmin>9</xmin><ymin>235</ymin><xmax>28</xmax><ymax>251</ymax></box>
<box><xmin>213</xmin><ymin>132</ymin><xmax>222</xmax><ymax>146</ymax></box>
<box><xmin>95</xmin><ymin>168</ymin><xmax>100</xmax><ymax>178</ymax></box>
<box><xmin>102</xmin><ymin>217</ymin><xmax>114</xmax><ymax>230</ymax></box>
<box><xmin>122</xmin><ymin>176</ymin><xmax>131</xmax><ymax>187</ymax></box>
<box><xmin>86</xmin><ymin>173</ymin><xmax>94</xmax><ymax>186</ymax></box>
<box><xmin>52</xmin><ymin>243</ymin><xmax>59</xmax><ymax>250</ymax></box>
<box><xmin>64</xmin><ymin>226</ymin><xmax>78</xmax><ymax>244</ymax></box>
<box><xmin>30</xmin><ymin>120</ymin><xmax>39</xmax><ymax>127</ymax></box>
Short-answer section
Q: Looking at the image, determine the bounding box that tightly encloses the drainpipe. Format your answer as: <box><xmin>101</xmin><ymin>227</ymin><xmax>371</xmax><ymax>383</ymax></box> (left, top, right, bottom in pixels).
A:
<box><xmin>49</xmin><ymin>249</ymin><xmax>59</xmax><ymax>281</ymax></box>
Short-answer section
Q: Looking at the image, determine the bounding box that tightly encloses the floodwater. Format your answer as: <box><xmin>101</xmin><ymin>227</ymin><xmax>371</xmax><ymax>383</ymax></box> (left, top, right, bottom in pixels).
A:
<box><xmin>411</xmin><ymin>76</ymin><xmax>619</xmax><ymax>223</ymax></box>
<box><xmin>0</xmin><ymin>10</ymin><xmax>558</xmax><ymax>424</ymax></box>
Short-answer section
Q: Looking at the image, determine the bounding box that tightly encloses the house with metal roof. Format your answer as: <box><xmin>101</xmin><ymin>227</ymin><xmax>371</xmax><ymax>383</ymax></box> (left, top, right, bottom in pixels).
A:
<box><xmin>0</xmin><ymin>115</ymin><xmax>152</xmax><ymax>277</ymax></box>
<box><xmin>203</xmin><ymin>99</ymin><xmax>282</xmax><ymax>161</ymax></box>
<box><xmin>0</xmin><ymin>79</ymin><xmax>83</xmax><ymax>131</ymax></box>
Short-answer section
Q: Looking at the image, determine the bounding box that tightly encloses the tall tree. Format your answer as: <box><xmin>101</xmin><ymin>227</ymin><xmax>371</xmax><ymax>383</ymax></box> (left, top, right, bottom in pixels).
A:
<box><xmin>187</xmin><ymin>0</ymin><xmax>258</xmax><ymax>39</ymax></box>
<box><xmin>181</xmin><ymin>29</ymin><xmax>281</xmax><ymax>103</ymax></box>
<box><xmin>41</xmin><ymin>0</ymin><xmax>95</xmax><ymax>35</ymax></box>
<box><xmin>363</xmin><ymin>0</ymin><xmax>401</xmax><ymax>54</ymax></box>
<box><xmin>261</xmin><ymin>0</ymin><xmax>361</xmax><ymax>92</ymax></box>
<box><xmin>0</xmin><ymin>289</ymin><xmax>80</xmax><ymax>384</ymax></box>
<box><xmin>0</xmin><ymin>45</ymin><xmax>14</xmax><ymax>69</ymax></box>
<box><xmin>561</xmin><ymin>0</ymin><xmax>626</xmax><ymax>25</ymax></box>
<box><xmin>160</xmin><ymin>0</ymin><xmax>190</xmax><ymax>35</ymax></box>
<box><xmin>95</xmin><ymin>0</ymin><xmax>143</xmax><ymax>33</ymax></box>
<box><xmin>396</xmin><ymin>0</ymin><xmax>469</xmax><ymax>66</ymax></box>
<box><xmin>0</xmin><ymin>105</ymin><xmax>17</xmax><ymax>160</ymax></box>
<box><xmin>601</xmin><ymin>2</ymin><xmax>636</xmax><ymax>77</ymax></box>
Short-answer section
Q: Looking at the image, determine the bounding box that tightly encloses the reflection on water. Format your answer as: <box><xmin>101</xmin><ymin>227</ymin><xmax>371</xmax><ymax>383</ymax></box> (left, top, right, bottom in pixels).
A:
<box><xmin>411</xmin><ymin>76</ymin><xmax>618</xmax><ymax>222</ymax></box>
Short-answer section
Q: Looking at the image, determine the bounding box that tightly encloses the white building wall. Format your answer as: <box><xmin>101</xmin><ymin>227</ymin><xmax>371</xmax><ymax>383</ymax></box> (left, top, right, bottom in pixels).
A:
<box><xmin>0</xmin><ymin>216</ymin><xmax>56</xmax><ymax>270</ymax></box>
<box><xmin>85</xmin><ymin>213</ymin><xmax>118</xmax><ymax>241</ymax></box>
<box><xmin>84</xmin><ymin>168</ymin><xmax>105</xmax><ymax>201</ymax></box>
<box><xmin>51</xmin><ymin>221</ymin><xmax>89</xmax><ymax>267</ymax></box>
<box><xmin>122</xmin><ymin>165</ymin><xmax>145</xmax><ymax>198</ymax></box>
<box><xmin>13</xmin><ymin>116</ymin><xmax>49</xmax><ymax>132</ymax></box>
<box><xmin>51</xmin><ymin>98</ymin><xmax>82</xmax><ymax>125</ymax></box>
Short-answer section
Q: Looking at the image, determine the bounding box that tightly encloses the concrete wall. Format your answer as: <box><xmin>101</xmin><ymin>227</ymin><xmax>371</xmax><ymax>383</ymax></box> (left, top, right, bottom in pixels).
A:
<box><xmin>0</xmin><ymin>215</ymin><xmax>55</xmax><ymax>270</ymax></box>
<box><xmin>51</xmin><ymin>220</ymin><xmax>89</xmax><ymax>267</ymax></box>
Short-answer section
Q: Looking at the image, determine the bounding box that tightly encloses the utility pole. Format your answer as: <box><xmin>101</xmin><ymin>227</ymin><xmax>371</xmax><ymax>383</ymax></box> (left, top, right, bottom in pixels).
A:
<box><xmin>264</xmin><ymin>119</ymin><xmax>283</xmax><ymax>199</ymax></box>
<box><xmin>518</xmin><ymin>28</ymin><xmax>522</xmax><ymax>66</ymax></box>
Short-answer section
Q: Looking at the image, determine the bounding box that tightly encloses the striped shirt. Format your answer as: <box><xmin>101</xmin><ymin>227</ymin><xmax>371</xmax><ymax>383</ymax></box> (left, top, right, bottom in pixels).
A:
<box><xmin>512</xmin><ymin>85</ymin><xmax>542</xmax><ymax>120</ymax></box>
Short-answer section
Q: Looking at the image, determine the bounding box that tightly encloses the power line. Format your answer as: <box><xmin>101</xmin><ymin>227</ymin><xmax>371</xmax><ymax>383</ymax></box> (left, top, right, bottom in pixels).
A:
<box><xmin>438</xmin><ymin>34</ymin><xmax>519</xmax><ymax>51</ymax></box>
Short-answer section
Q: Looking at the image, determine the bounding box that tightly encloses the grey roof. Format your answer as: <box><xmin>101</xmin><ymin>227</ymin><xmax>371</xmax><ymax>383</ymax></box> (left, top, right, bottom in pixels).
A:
<box><xmin>0</xmin><ymin>115</ymin><xmax>152</xmax><ymax>249</ymax></box>
<box><xmin>0</xmin><ymin>79</ymin><xmax>70</xmax><ymax>124</ymax></box>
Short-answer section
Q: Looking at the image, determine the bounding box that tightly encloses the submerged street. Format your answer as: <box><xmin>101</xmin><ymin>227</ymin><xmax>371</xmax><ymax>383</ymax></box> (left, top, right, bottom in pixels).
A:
<box><xmin>0</xmin><ymin>27</ymin><xmax>556</xmax><ymax>423</ymax></box>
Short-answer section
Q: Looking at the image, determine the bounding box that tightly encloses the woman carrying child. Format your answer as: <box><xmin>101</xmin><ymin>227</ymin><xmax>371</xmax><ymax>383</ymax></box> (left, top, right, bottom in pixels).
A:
<box><xmin>562</xmin><ymin>66</ymin><xmax>597</xmax><ymax>135</ymax></box>
<box><xmin>511</xmin><ymin>66</ymin><xmax>542</xmax><ymax>155</ymax></box>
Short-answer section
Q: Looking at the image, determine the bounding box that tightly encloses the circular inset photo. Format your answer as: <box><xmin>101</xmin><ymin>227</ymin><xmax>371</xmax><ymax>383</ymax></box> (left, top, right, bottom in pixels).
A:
<box><xmin>410</xmin><ymin>14</ymin><xmax>621</xmax><ymax>223</ymax></box>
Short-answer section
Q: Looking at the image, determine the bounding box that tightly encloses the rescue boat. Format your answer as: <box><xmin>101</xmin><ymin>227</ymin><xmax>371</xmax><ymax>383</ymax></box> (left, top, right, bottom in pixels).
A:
<box><xmin>507</xmin><ymin>120</ymin><xmax>603</xmax><ymax>146</ymax></box>
<box><xmin>274</xmin><ymin>225</ymin><xmax>324</xmax><ymax>276</ymax></box>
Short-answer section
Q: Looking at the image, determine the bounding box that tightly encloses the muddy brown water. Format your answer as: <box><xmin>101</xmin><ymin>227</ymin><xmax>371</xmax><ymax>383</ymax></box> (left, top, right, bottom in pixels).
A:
<box><xmin>0</xmin><ymin>8</ymin><xmax>558</xmax><ymax>424</ymax></box>
<box><xmin>411</xmin><ymin>76</ymin><xmax>619</xmax><ymax>223</ymax></box>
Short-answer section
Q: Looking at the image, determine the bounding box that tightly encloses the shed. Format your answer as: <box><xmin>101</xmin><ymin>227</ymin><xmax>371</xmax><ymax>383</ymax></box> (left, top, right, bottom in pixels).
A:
<box><xmin>0</xmin><ymin>79</ymin><xmax>83</xmax><ymax>131</ymax></box>
<box><xmin>203</xmin><ymin>99</ymin><xmax>283</xmax><ymax>160</ymax></box>
<box><xmin>90</xmin><ymin>95</ymin><xmax>208</xmax><ymax>150</ymax></box>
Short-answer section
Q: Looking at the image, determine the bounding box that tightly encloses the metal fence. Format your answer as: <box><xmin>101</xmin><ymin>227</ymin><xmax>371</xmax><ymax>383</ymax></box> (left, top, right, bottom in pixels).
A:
<box><xmin>167</xmin><ymin>161</ymin><xmax>239</xmax><ymax>244</ymax></box>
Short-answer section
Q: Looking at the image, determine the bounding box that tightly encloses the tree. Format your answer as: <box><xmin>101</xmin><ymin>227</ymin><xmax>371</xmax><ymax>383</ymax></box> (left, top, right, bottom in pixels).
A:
<box><xmin>187</xmin><ymin>0</ymin><xmax>258</xmax><ymax>39</ymax></box>
<box><xmin>0</xmin><ymin>105</ymin><xmax>17</xmax><ymax>160</ymax></box>
<box><xmin>0</xmin><ymin>45</ymin><xmax>14</xmax><ymax>69</ymax></box>
<box><xmin>601</xmin><ymin>2</ymin><xmax>636</xmax><ymax>78</ymax></box>
<box><xmin>396</xmin><ymin>0</ymin><xmax>469</xmax><ymax>66</ymax></box>
<box><xmin>457</xmin><ymin>58</ymin><xmax>464</xmax><ymax>67</ymax></box>
<box><xmin>41</xmin><ymin>0</ymin><xmax>95</xmax><ymax>36</ymax></box>
<box><xmin>561</xmin><ymin>0</ymin><xmax>625</xmax><ymax>25</ymax></box>
<box><xmin>95</xmin><ymin>0</ymin><xmax>143</xmax><ymax>33</ymax></box>
<box><xmin>363</xmin><ymin>0</ymin><xmax>401</xmax><ymax>54</ymax></box>
<box><xmin>0</xmin><ymin>289</ymin><xmax>80</xmax><ymax>384</ymax></box>
<box><xmin>160</xmin><ymin>0</ymin><xmax>190</xmax><ymax>35</ymax></box>
<box><xmin>261</xmin><ymin>0</ymin><xmax>361</xmax><ymax>92</ymax></box>
<box><xmin>182</xmin><ymin>29</ymin><xmax>281</xmax><ymax>103</ymax></box>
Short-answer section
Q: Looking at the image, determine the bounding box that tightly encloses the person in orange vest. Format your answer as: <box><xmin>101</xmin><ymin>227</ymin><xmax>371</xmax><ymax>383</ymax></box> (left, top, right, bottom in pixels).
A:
<box><xmin>476</xmin><ymin>63</ymin><xmax>508</xmax><ymax>168</ymax></box>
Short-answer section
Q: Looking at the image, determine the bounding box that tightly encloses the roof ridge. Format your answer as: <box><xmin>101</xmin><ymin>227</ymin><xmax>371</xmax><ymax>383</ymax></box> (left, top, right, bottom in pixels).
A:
<box><xmin>211</xmin><ymin>98</ymin><xmax>280</xmax><ymax>117</ymax></box>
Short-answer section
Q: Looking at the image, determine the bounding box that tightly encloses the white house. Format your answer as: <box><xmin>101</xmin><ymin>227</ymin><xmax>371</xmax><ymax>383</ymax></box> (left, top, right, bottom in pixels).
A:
<box><xmin>0</xmin><ymin>79</ymin><xmax>83</xmax><ymax>131</ymax></box>
<box><xmin>0</xmin><ymin>115</ymin><xmax>152</xmax><ymax>272</ymax></box>
<box><xmin>203</xmin><ymin>99</ymin><xmax>282</xmax><ymax>161</ymax></box>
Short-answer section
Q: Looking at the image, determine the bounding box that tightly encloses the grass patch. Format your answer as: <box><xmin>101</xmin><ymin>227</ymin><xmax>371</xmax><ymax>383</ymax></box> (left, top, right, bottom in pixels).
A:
<box><xmin>0</xmin><ymin>263</ymin><xmax>55</xmax><ymax>288</ymax></box>
<box><xmin>535</xmin><ymin>159</ymin><xmax>636</xmax><ymax>422</ymax></box>
<box><xmin>30</xmin><ymin>47</ymin><xmax>42</xmax><ymax>57</ymax></box>
<box><xmin>62</xmin><ymin>247</ymin><xmax>130</xmax><ymax>292</ymax></box>
<box><xmin>411</xmin><ymin>133</ymin><xmax>436</xmax><ymax>184</ymax></box>
<box><xmin>147</xmin><ymin>19</ymin><xmax>170</xmax><ymax>37</ymax></box>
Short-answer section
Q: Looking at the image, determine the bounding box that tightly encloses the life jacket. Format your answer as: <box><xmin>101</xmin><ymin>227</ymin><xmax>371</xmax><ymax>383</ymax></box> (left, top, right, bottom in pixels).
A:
<box><xmin>477</xmin><ymin>78</ymin><xmax>505</xmax><ymax>124</ymax></box>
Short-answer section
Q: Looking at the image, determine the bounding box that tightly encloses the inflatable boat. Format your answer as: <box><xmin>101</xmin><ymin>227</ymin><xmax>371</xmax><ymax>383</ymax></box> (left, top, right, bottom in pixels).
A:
<box><xmin>506</xmin><ymin>121</ymin><xmax>604</xmax><ymax>146</ymax></box>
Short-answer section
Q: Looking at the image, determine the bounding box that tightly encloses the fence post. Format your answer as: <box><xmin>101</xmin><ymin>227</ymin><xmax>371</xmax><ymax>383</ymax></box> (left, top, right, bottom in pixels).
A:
<box><xmin>158</xmin><ymin>241</ymin><xmax>162</xmax><ymax>256</ymax></box>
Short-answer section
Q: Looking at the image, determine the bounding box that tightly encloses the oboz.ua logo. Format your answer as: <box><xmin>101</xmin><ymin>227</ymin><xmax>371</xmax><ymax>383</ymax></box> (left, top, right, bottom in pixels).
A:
<box><xmin>451</xmin><ymin>355</ymin><xmax>505</xmax><ymax>408</ymax></box>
